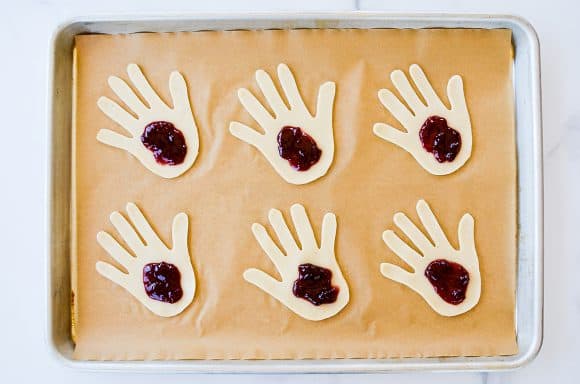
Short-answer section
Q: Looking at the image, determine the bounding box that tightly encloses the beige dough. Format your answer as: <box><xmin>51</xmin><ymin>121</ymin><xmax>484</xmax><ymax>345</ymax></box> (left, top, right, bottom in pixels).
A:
<box><xmin>97</xmin><ymin>63</ymin><xmax>200</xmax><ymax>179</ymax></box>
<box><xmin>373</xmin><ymin>64</ymin><xmax>472</xmax><ymax>175</ymax></box>
<box><xmin>95</xmin><ymin>203</ymin><xmax>196</xmax><ymax>317</ymax></box>
<box><xmin>379</xmin><ymin>199</ymin><xmax>481</xmax><ymax>317</ymax></box>
<box><xmin>243</xmin><ymin>203</ymin><xmax>349</xmax><ymax>321</ymax></box>
<box><xmin>229</xmin><ymin>63</ymin><xmax>336</xmax><ymax>185</ymax></box>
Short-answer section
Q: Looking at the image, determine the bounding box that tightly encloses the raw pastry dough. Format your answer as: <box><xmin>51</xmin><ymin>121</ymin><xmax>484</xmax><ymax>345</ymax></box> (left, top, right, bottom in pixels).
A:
<box><xmin>95</xmin><ymin>203</ymin><xmax>196</xmax><ymax>317</ymax></box>
<box><xmin>243</xmin><ymin>204</ymin><xmax>349</xmax><ymax>321</ymax></box>
<box><xmin>373</xmin><ymin>64</ymin><xmax>472</xmax><ymax>175</ymax></box>
<box><xmin>230</xmin><ymin>63</ymin><xmax>336</xmax><ymax>185</ymax></box>
<box><xmin>379</xmin><ymin>199</ymin><xmax>481</xmax><ymax>317</ymax></box>
<box><xmin>97</xmin><ymin>63</ymin><xmax>200</xmax><ymax>179</ymax></box>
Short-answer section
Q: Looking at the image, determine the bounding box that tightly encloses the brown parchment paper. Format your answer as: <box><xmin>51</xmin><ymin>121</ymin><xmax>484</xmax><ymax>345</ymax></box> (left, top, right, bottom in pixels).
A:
<box><xmin>72</xmin><ymin>29</ymin><xmax>517</xmax><ymax>360</ymax></box>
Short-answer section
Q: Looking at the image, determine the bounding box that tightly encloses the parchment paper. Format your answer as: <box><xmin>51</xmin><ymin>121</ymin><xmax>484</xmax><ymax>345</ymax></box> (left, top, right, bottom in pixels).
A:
<box><xmin>72</xmin><ymin>28</ymin><xmax>517</xmax><ymax>360</ymax></box>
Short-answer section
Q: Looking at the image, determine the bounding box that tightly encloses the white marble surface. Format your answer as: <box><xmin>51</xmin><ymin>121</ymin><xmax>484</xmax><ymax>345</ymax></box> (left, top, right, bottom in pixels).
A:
<box><xmin>2</xmin><ymin>0</ymin><xmax>576</xmax><ymax>382</ymax></box>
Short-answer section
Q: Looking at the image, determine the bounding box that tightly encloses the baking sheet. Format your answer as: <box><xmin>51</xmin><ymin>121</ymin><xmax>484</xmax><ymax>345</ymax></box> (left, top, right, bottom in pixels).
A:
<box><xmin>72</xmin><ymin>28</ymin><xmax>517</xmax><ymax>360</ymax></box>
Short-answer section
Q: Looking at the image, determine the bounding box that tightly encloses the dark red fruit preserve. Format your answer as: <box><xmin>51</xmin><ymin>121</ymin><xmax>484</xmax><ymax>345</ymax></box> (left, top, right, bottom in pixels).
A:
<box><xmin>277</xmin><ymin>126</ymin><xmax>322</xmax><ymax>171</ymax></box>
<box><xmin>424</xmin><ymin>259</ymin><xmax>469</xmax><ymax>305</ymax></box>
<box><xmin>419</xmin><ymin>116</ymin><xmax>461</xmax><ymax>163</ymax></box>
<box><xmin>292</xmin><ymin>263</ymin><xmax>339</xmax><ymax>306</ymax></box>
<box><xmin>140</xmin><ymin>121</ymin><xmax>187</xmax><ymax>165</ymax></box>
<box><xmin>142</xmin><ymin>262</ymin><xmax>183</xmax><ymax>304</ymax></box>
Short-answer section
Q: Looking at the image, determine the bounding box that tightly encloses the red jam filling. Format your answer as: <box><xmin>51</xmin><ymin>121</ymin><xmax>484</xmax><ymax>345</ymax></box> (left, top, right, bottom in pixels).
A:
<box><xmin>277</xmin><ymin>126</ymin><xmax>322</xmax><ymax>171</ymax></box>
<box><xmin>142</xmin><ymin>262</ymin><xmax>183</xmax><ymax>304</ymax></box>
<box><xmin>419</xmin><ymin>116</ymin><xmax>461</xmax><ymax>163</ymax></box>
<box><xmin>141</xmin><ymin>121</ymin><xmax>187</xmax><ymax>165</ymax></box>
<box><xmin>292</xmin><ymin>263</ymin><xmax>339</xmax><ymax>306</ymax></box>
<box><xmin>424</xmin><ymin>259</ymin><xmax>469</xmax><ymax>305</ymax></box>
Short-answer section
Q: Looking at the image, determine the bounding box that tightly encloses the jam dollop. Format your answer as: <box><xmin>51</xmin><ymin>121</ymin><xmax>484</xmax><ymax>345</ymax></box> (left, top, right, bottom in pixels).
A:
<box><xmin>292</xmin><ymin>263</ymin><xmax>339</xmax><ymax>306</ymax></box>
<box><xmin>424</xmin><ymin>259</ymin><xmax>469</xmax><ymax>305</ymax></box>
<box><xmin>140</xmin><ymin>121</ymin><xmax>187</xmax><ymax>165</ymax></box>
<box><xmin>277</xmin><ymin>126</ymin><xmax>322</xmax><ymax>171</ymax></box>
<box><xmin>142</xmin><ymin>262</ymin><xmax>183</xmax><ymax>303</ymax></box>
<box><xmin>419</xmin><ymin>116</ymin><xmax>461</xmax><ymax>163</ymax></box>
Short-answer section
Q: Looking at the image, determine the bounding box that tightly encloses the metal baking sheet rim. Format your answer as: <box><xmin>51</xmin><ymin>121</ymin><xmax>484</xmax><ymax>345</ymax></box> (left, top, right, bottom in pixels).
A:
<box><xmin>46</xmin><ymin>12</ymin><xmax>543</xmax><ymax>373</ymax></box>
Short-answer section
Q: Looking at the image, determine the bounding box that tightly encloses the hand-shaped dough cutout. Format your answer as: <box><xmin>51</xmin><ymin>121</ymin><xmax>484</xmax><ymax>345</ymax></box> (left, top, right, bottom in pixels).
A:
<box><xmin>96</xmin><ymin>203</ymin><xmax>196</xmax><ymax>317</ymax></box>
<box><xmin>379</xmin><ymin>200</ymin><xmax>480</xmax><ymax>317</ymax></box>
<box><xmin>244</xmin><ymin>204</ymin><xmax>349</xmax><ymax>321</ymax></box>
<box><xmin>373</xmin><ymin>64</ymin><xmax>472</xmax><ymax>175</ymax></box>
<box><xmin>229</xmin><ymin>64</ymin><xmax>336</xmax><ymax>185</ymax></box>
<box><xmin>97</xmin><ymin>63</ymin><xmax>199</xmax><ymax>179</ymax></box>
